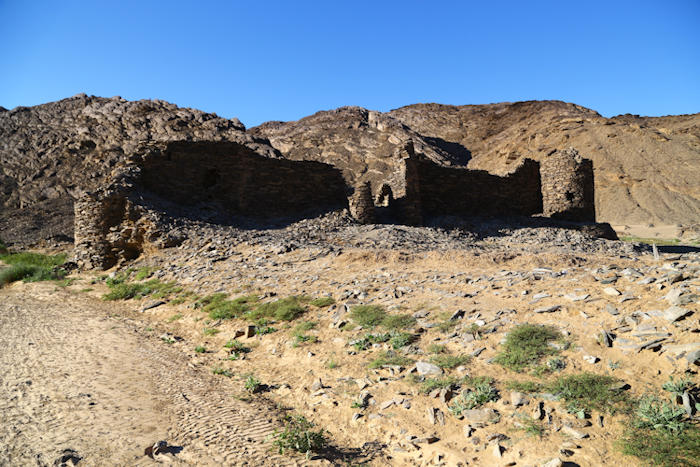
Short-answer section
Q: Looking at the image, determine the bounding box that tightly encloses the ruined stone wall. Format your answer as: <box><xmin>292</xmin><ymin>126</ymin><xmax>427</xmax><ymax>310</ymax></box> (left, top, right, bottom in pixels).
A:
<box><xmin>540</xmin><ymin>148</ymin><xmax>595</xmax><ymax>222</ymax></box>
<box><xmin>73</xmin><ymin>141</ymin><xmax>350</xmax><ymax>269</ymax></box>
<box><xmin>413</xmin><ymin>158</ymin><xmax>543</xmax><ymax>218</ymax></box>
<box><xmin>348</xmin><ymin>181</ymin><xmax>376</xmax><ymax>224</ymax></box>
<box><xmin>137</xmin><ymin>142</ymin><xmax>348</xmax><ymax>218</ymax></box>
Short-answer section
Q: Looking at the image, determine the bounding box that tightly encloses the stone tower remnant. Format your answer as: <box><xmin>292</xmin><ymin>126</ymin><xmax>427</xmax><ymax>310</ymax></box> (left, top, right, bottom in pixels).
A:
<box><xmin>540</xmin><ymin>147</ymin><xmax>595</xmax><ymax>222</ymax></box>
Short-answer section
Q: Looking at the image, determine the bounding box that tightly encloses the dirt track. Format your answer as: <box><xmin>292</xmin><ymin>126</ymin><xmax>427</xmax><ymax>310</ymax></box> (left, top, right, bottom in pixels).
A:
<box><xmin>0</xmin><ymin>282</ymin><xmax>291</xmax><ymax>466</ymax></box>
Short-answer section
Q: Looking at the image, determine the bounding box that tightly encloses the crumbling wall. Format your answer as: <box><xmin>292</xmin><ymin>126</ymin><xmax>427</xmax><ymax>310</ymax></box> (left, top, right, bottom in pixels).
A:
<box><xmin>413</xmin><ymin>158</ymin><xmax>543</xmax><ymax>218</ymax></box>
<box><xmin>137</xmin><ymin>142</ymin><xmax>348</xmax><ymax>218</ymax></box>
<box><xmin>349</xmin><ymin>181</ymin><xmax>376</xmax><ymax>224</ymax></box>
<box><xmin>540</xmin><ymin>148</ymin><xmax>595</xmax><ymax>221</ymax></box>
<box><xmin>74</xmin><ymin>141</ymin><xmax>351</xmax><ymax>269</ymax></box>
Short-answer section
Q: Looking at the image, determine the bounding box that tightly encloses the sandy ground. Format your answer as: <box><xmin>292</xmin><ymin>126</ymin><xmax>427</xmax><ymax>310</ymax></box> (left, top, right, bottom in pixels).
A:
<box><xmin>0</xmin><ymin>281</ymin><xmax>295</xmax><ymax>466</ymax></box>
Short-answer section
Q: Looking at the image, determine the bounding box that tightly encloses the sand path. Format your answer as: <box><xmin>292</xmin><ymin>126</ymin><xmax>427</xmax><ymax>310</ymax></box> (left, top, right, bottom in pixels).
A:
<box><xmin>0</xmin><ymin>282</ymin><xmax>289</xmax><ymax>466</ymax></box>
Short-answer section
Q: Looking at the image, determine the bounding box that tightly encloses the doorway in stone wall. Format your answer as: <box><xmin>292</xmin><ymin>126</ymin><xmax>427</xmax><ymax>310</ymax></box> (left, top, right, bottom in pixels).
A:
<box><xmin>374</xmin><ymin>183</ymin><xmax>399</xmax><ymax>223</ymax></box>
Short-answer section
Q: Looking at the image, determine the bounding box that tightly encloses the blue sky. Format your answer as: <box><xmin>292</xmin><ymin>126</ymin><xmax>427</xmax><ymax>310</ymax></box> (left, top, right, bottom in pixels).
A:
<box><xmin>1</xmin><ymin>0</ymin><xmax>698</xmax><ymax>127</ymax></box>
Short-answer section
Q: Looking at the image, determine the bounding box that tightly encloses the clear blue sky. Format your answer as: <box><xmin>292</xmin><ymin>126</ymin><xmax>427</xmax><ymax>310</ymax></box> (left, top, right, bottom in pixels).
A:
<box><xmin>1</xmin><ymin>0</ymin><xmax>698</xmax><ymax>127</ymax></box>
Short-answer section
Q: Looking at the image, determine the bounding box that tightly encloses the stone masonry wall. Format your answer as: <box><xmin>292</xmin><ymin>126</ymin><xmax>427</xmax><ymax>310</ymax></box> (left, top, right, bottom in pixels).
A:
<box><xmin>74</xmin><ymin>141</ymin><xmax>350</xmax><ymax>269</ymax></box>
<box><xmin>137</xmin><ymin>142</ymin><xmax>348</xmax><ymax>218</ymax></box>
<box><xmin>540</xmin><ymin>148</ymin><xmax>595</xmax><ymax>222</ymax></box>
<box><xmin>348</xmin><ymin>181</ymin><xmax>376</xmax><ymax>224</ymax></box>
<box><xmin>413</xmin><ymin>158</ymin><xmax>543</xmax><ymax>218</ymax></box>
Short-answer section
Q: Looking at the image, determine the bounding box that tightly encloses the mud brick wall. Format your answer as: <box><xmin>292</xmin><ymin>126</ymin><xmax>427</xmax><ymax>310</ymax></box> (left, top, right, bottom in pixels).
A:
<box><xmin>540</xmin><ymin>149</ymin><xmax>595</xmax><ymax>222</ymax></box>
<box><xmin>413</xmin><ymin>158</ymin><xmax>543</xmax><ymax>218</ymax></box>
<box><xmin>137</xmin><ymin>142</ymin><xmax>348</xmax><ymax>218</ymax></box>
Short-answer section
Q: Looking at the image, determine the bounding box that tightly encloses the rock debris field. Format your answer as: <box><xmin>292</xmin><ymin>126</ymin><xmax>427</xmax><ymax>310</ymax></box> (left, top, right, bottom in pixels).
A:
<box><xmin>1</xmin><ymin>215</ymin><xmax>698</xmax><ymax>466</ymax></box>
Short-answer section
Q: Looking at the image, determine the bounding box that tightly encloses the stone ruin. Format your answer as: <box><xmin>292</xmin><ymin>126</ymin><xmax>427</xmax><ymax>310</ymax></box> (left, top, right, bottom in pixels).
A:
<box><xmin>74</xmin><ymin>140</ymin><xmax>598</xmax><ymax>270</ymax></box>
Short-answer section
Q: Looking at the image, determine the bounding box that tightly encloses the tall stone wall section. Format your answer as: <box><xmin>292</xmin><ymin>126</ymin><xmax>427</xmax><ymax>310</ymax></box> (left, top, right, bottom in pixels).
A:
<box><xmin>413</xmin><ymin>158</ymin><xmax>543</xmax><ymax>218</ymax></box>
<box><xmin>348</xmin><ymin>181</ymin><xmax>376</xmax><ymax>224</ymax></box>
<box><xmin>540</xmin><ymin>148</ymin><xmax>595</xmax><ymax>222</ymax></box>
<box><xmin>74</xmin><ymin>141</ymin><xmax>351</xmax><ymax>269</ymax></box>
<box><xmin>137</xmin><ymin>142</ymin><xmax>348</xmax><ymax>218</ymax></box>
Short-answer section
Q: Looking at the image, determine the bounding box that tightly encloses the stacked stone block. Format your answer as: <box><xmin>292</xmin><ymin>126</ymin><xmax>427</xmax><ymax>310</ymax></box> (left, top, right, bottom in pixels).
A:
<box><xmin>349</xmin><ymin>181</ymin><xmax>376</xmax><ymax>224</ymax></box>
<box><xmin>540</xmin><ymin>148</ymin><xmax>595</xmax><ymax>222</ymax></box>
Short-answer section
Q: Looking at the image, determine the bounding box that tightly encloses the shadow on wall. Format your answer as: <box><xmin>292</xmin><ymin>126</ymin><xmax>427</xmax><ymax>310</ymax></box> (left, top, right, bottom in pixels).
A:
<box><xmin>137</xmin><ymin>141</ymin><xmax>349</xmax><ymax>226</ymax></box>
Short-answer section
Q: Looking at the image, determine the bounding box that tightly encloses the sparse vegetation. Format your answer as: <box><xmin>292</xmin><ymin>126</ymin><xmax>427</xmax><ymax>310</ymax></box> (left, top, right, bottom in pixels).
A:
<box><xmin>212</xmin><ymin>367</ymin><xmax>233</xmax><ymax>377</ymax></box>
<box><xmin>202</xmin><ymin>327</ymin><xmax>220</xmax><ymax>336</ymax></box>
<box><xmin>449</xmin><ymin>380</ymin><xmax>499</xmax><ymax>415</ymax></box>
<box><xmin>430</xmin><ymin>353</ymin><xmax>471</xmax><ymax>369</ymax></box>
<box><xmin>309</xmin><ymin>296</ymin><xmax>335</xmax><ymax>307</ymax></box>
<box><xmin>420</xmin><ymin>376</ymin><xmax>457</xmax><ymax>394</ymax></box>
<box><xmin>550</xmin><ymin>372</ymin><xmax>630</xmax><ymax>415</ymax></box>
<box><xmin>244</xmin><ymin>374</ymin><xmax>262</xmax><ymax>393</ymax></box>
<box><xmin>494</xmin><ymin>323</ymin><xmax>562</xmax><ymax>372</ymax></box>
<box><xmin>271</xmin><ymin>414</ymin><xmax>327</xmax><ymax>456</ymax></box>
<box><xmin>194</xmin><ymin>345</ymin><xmax>206</xmax><ymax>353</ymax></box>
<box><xmin>0</xmin><ymin>251</ymin><xmax>68</xmax><ymax>286</ymax></box>
<box><xmin>247</xmin><ymin>296</ymin><xmax>307</xmax><ymax>322</ymax></box>
<box><xmin>516</xmin><ymin>415</ymin><xmax>546</xmax><ymax>438</ymax></box>
<box><xmin>102</xmin><ymin>276</ymin><xmax>181</xmax><ymax>301</ymax></box>
<box><xmin>350</xmin><ymin>305</ymin><xmax>415</xmax><ymax>330</ymax></box>
<box><xmin>167</xmin><ymin>313</ymin><xmax>183</xmax><ymax>322</ymax></box>
<box><xmin>368</xmin><ymin>351</ymin><xmax>414</xmax><ymax>369</ymax></box>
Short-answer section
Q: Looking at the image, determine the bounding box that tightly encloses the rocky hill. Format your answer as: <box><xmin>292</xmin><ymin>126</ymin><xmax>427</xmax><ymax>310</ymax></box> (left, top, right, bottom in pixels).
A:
<box><xmin>0</xmin><ymin>94</ymin><xmax>277</xmax><ymax>244</ymax></box>
<box><xmin>388</xmin><ymin>101</ymin><xmax>700</xmax><ymax>229</ymax></box>
<box><xmin>2</xmin><ymin>95</ymin><xmax>699</xmax><ymax>246</ymax></box>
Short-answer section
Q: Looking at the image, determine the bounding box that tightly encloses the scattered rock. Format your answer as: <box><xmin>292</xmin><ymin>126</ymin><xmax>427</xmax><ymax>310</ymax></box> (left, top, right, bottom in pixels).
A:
<box><xmin>415</xmin><ymin>361</ymin><xmax>443</xmax><ymax>376</ymax></box>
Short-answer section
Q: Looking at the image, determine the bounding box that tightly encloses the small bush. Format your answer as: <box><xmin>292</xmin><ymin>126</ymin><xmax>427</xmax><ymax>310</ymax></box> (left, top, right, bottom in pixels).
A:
<box><xmin>212</xmin><ymin>367</ymin><xmax>233</xmax><ymax>377</ymax></box>
<box><xmin>0</xmin><ymin>251</ymin><xmax>68</xmax><ymax>286</ymax></box>
<box><xmin>506</xmin><ymin>380</ymin><xmax>544</xmax><ymax>393</ymax></box>
<box><xmin>662</xmin><ymin>375</ymin><xmax>695</xmax><ymax>398</ymax></box>
<box><xmin>352</xmin><ymin>333</ymin><xmax>391</xmax><ymax>351</ymax></box>
<box><xmin>167</xmin><ymin>313</ymin><xmax>183</xmax><ymax>322</ymax></box>
<box><xmin>271</xmin><ymin>414</ymin><xmax>327</xmax><ymax>456</ymax></box>
<box><xmin>206</xmin><ymin>295</ymin><xmax>258</xmax><ymax>320</ymax></box>
<box><xmin>202</xmin><ymin>327</ymin><xmax>220</xmax><ymax>336</ymax></box>
<box><xmin>517</xmin><ymin>415</ymin><xmax>546</xmax><ymax>438</ymax></box>
<box><xmin>102</xmin><ymin>278</ymin><xmax>180</xmax><ymax>301</ymax></box>
<box><xmin>428</xmin><ymin>344</ymin><xmax>447</xmax><ymax>354</ymax></box>
<box><xmin>449</xmin><ymin>381</ymin><xmax>499</xmax><ymax>415</ymax></box>
<box><xmin>247</xmin><ymin>296</ymin><xmax>306</xmax><ymax>322</ymax></box>
<box><xmin>494</xmin><ymin>324</ymin><xmax>561</xmax><ymax>372</ymax></box>
<box><xmin>310</xmin><ymin>297</ymin><xmax>335</xmax><ymax>307</ymax></box>
<box><xmin>420</xmin><ymin>377</ymin><xmax>457</xmax><ymax>394</ymax></box>
<box><xmin>390</xmin><ymin>332</ymin><xmax>415</xmax><ymax>349</ymax></box>
<box><xmin>381</xmin><ymin>314</ymin><xmax>416</xmax><ymax>330</ymax></box>
<box><xmin>351</xmin><ymin>305</ymin><xmax>387</xmax><ymax>328</ymax></box>
<box><xmin>224</xmin><ymin>339</ymin><xmax>250</xmax><ymax>352</ymax></box>
<box><xmin>430</xmin><ymin>354</ymin><xmax>471</xmax><ymax>369</ymax></box>
<box><xmin>194</xmin><ymin>346</ymin><xmax>206</xmax><ymax>353</ymax></box>
<box><xmin>619</xmin><ymin>425</ymin><xmax>700</xmax><ymax>467</ymax></box>
<box><xmin>133</xmin><ymin>267</ymin><xmax>154</xmax><ymax>281</ymax></box>
<box><xmin>633</xmin><ymin>396</ymin><xmax>689</xmax><ymax>434</ymax></box>
<box><xmin>244</xmin><ymin>374</ymin><xmax>262</xmax><ymax>393</ymax></box>
<box><xmin>549</xmin><ymin>372</ymin><xmax>629</xmax><ymax>414</ymax></box>
<box><xmin>368</xmin><ymin>351</ymin><xmax>414</xmax><ymax>369</ymax></box>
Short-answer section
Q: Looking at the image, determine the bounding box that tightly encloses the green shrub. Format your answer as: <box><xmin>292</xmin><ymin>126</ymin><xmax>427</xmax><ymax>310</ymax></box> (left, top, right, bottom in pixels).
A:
<box><xmin>549</xmin><ymin>372</ymin><xmax>629</xmax><ymax>414</ymax></box>
<box><xmin>244</xmin><ymin>374</ymin><xmax>262</xmax><ymax>393</ymax></box>
<box><xmin>662</xmin><ymin>375</ymin><xmax>695</xmax><ymax>398</ymax></box>
<box><xmin>224</xmin><ymin>339</ymin><xmax>250</xmax><ymax>352</ymax></box>
<box><xmin>212</xmin><ymin>367</ymin><xmax>233</xmax><ymax>377</ymax></box>
<box><xmin>271</xmin><ymin>415</ymin><xmax>327</xmax><ymax>455</ymax></box>
<box><xmin>102</xmin><ymin>278</ymin><xmax>181</xmax><ymax>301</ymax></box>
<box><xmin>205</xmin><ymin>294</ymin><xmax>258</xmax><ymax>320</ymax></box>
<box><xmin>428</xmin><ymin>344</ymin><xmax>447</xmax><ymax>354</ymax></box>
<box><xmin>390</xmin><ymin>332</ymin><xmax>415</xmax><ymax>349</ymax></box>
<box><xmin>0</xmin><ymin>251</ymin><xmax>68</xmax><ymax>286</ymax></box>
<box><xmin>310</xmin><ymin>297</ymin><xmax>335</xmax><ymax>307</ymax></box>
<box><xmin>449</xmin><ymin>381</ymin><xmax>499</xmax><ymax>415</ymax></box>
<box><xmin>506</xmin><ymin>380</ymin><xmax>544</xmax><ymax>393</ymax></box>
<box><xmin>352</xmin><ymin>333</ymin><xmax>391</xmax><ymax>351</ymax></box>
<box><xmin>494</xmin><ymin>324</ymin><xmax>561</xmax><ymax>372</ymax></box>
<box><xmin>351</xmin><ymin>305</ymin><xmax>387</xmax><ymax>328</ymax></box>
<box><xmin>133</xmin><ymin>267</ymin><xmax>154</xmax><ymax>280</ymax></box>
<box><xmin>633</xmin><ymin>396</ymin><xmax>689</xmax><ymax>434</ymax></box>
<box><xmin>430</xmin><ymin>354</ymin><xmax>471</xmax><ymax>369</ymax></box>
<box><xmin>194</xmin><ymin>346</ymin><xmax>206</xmax><ymax>353</ymax></box>
<box><xmin>619</xmin><ymin>425</ymin><xmax>700</xmax><ymax>467</ymax></box>
<box><xmin>247</xmin><ymin>296</ymin><xmax>306</xmax><ymax>322</ymax></box>
<box><xmin>420</xmin><ymin>377</ymin><xmax>457</xmax><ymax>394</ymax></box>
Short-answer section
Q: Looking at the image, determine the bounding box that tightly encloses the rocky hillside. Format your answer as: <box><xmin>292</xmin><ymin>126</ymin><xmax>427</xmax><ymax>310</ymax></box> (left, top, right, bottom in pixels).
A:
<box><xmin>388</xmin><ymin>101</ymin><xmax>700</xmax><ymax>228</ymax></box>
<box><xmin>250</xmin><ymin>106</ymin><xmax>466</xmax><ymax>189</ymax></box>
<box><xmin>0</xmin><ymin>94</ymin><xmax>277</xmax><ymax>244</ymax></box>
